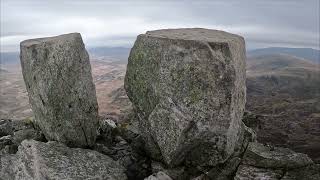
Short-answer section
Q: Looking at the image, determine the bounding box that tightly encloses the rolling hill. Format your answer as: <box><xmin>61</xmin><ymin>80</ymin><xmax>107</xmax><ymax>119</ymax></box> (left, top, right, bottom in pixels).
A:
<box><xmin>248</xmin><ymin>47</ymin><xmax>320</xmax><ymax>64</ymax></box>
<box><xmin>245</xmin><ymin>53</ymin><xmax>320</xmax><ymax>162</ymax></box>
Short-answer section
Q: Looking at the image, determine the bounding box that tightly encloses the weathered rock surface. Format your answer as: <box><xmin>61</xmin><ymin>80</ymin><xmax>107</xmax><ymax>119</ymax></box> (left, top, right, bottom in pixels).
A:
<box><xmin>125</xmin><ymin>28</ymin><xmax>246</xmax><ymax>167</ymax></box>
<box><xmin>242</xmin><ymin>142</ymin><xmax>313</xmax><ymax>169</ymax></box>
<box><xmin>20</xmin><ymin>33</ymin><xmax>99</xmax><ymax>147</ymax></box>
<box><xmin>0</xmin><ymin>139</ymin><xmax>127</xmax><ymax>180</ymax></box>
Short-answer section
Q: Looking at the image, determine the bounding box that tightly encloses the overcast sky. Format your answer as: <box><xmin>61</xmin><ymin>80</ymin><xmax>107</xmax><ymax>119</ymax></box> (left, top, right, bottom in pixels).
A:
<box><xmin>1</xmin><ymin>0</ymin><xmax>319</xmax><ymax>52</ymax></box>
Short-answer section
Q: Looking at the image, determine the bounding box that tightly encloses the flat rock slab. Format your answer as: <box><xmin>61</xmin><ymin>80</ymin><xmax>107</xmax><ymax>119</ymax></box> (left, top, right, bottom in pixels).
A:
<box><xmin>0</xmin><ymin>140</ymin><xmax>127</xmax><ymax>180</ymax></box>
<box><xmin>125</xmin><ymin>28</ymin><xmax>246</xmax><ymax>167</ymax></box>
<box><xmin>20</xmin><ymin>33</ymin><xmax>99</xmax><ymax>147</ymax></box>
<box><xmin>234</xmin><ymin>165</ymin><xmax>283</xmax><ymax>180</ymax></box>
<box><xmin>242</xmin><ymin>142</ymin><xmax>313</xmax><ymax>169</ymax></box>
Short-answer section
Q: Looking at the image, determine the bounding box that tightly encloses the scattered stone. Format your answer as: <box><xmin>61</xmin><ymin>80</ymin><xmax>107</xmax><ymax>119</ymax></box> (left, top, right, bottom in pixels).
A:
<box><xmin>12</xmin><ymin>127</ymin><xmax>44</xmax><ymax>145</ymax></box>
<box><xmin>0</xmin><ymin>119</ymin><xmax>45</xmax><ymax>154</ymax></box>
<box><xmin>0</xmin><ymin>119</ymin><xmax>13</xmax><ymax>137</ymax></box>
<box><xmin>97</xmin><ymin>118</ymin><xmax>118</xmax><ymax>145</ymax></box>
<box><xmin>144</xmin><ymin>171</ymin><xmax>173</xmax><ymax>180</ymax></box>
<box><xmin>95</xmin><ymin>125</ymin><xmax>151</xmax><ymax>180</ymax></box>
<box><xmin>242</xmin><ymin>142</ymin><xmax>313</xmax><ymax>169</ymax></box>
<box><xmin>0</xmin><ymin>140</ymin><xmax>127</xmax><ymax>180</ymax></box>
<box><xmin>20</xmin><ymin>33</ymin><xmax>99</xmax><ymax>147</ymax></box>
<box><xmin>0</xmin><ymin>135</ymin><xmax>13</xmax><ymax>150</ymax></box>
<box><xmin>205</xmin><ymin>157</ymin><xmax>242</xmax><ymax>180</ymax></box>
<box><xmin>125</xmin><ymin>28</ymin><xmax>246</xmax><ymax>167</ymax></box>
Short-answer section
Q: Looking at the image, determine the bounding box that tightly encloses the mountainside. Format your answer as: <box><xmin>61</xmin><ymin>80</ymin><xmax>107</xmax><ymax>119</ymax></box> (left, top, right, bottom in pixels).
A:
<box><xmin>245</xmin><ymin>53</ymin><xmax>320</xmax><ymax>162</ymax></box>
<box><xmin>248</xmin><ymin>47</ymin><xmax>320</xmax><ymax>64</ymax></box>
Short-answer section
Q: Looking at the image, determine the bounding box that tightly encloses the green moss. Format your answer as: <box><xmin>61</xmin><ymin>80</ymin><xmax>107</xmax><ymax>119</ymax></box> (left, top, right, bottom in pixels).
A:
<box><xmin>23</xmin><ymin>117</ymin><xmax>34</xmax><ymax>125</ymax></box>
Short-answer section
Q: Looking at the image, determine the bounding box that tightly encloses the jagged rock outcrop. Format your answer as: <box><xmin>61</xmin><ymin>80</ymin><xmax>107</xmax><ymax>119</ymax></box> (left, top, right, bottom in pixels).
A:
<box><xmin>0</xmin><ymin>140</ymin><xmax>127</xmax><ymax>180</ymax></box>
<box><xmin>125</xmin><ymin>28</ymin><xmax>246</xmax><ymax>167</ymax></box>
<box><xmin>20</xmin><ymin>33</ymin><xmax>99</xmax><ymax>147</ymax></box>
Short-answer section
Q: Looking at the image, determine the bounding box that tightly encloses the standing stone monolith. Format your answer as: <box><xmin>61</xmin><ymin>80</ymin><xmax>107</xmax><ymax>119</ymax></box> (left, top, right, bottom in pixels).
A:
<box><xmin>125</xmin><ymin>28</ymin><xmax>246</xmax><ymax>167</ymax></box>
<box><xmin>20</xmin><ymin>33</ymin><xmax>99</xmax><ymax>147</ymax></box>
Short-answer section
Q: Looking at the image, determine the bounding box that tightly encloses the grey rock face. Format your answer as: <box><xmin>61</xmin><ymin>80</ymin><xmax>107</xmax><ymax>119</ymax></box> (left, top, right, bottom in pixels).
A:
<box><xmin>20</xmin><ymin>33</ymin><xmax>99</xmax><ymax>147</ymax></box>
<box><xmin>242</xmin><ymin>142</ymin><xmax>313</xmax><ymax>169</ymax></box>
<box><xmin>0</xmin><ymin>140</ymin><xmax>127</xmax><ymax>180</ymax></box>
<box><xmin>125</xmin><ymin>28</ymin><xmax>246</xmax><ymax>167</ymax></box>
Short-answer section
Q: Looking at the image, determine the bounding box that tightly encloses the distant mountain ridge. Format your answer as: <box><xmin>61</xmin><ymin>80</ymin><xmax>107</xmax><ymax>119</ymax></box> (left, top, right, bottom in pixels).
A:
<box><xmin>0</xmin><ymin>47</ymin><xmax>131</xmax><ymax>65</ymax></box>
<box><xmin>1</xmin><ymin>46</ymin><xmax>319</xmax><ymax>64</ymax></box>
<box><xmin>0</xmin><ymin>52</ymin><xmax>20</xmax><ymax>65</ymax></box>
<box><xmin>88</xmin><ymin>47</ymin><xmax>130</xmax><ymax>61</ymax></box>
<box><xmin>248</xmin><ymin>47</ymin><xmax>320</xmax><ymax>64</ymax></box>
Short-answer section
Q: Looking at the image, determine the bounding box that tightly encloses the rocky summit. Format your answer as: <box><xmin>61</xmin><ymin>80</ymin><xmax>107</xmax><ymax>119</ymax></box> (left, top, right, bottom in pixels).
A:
<box><xmin>125</xmin><ymin>28</ymin><xmax>247</xmax><ymax>167</ymax></box>
<box><xmin>20</xmin><ymin>33</ymin><xmax>99</xmax><ymax>147</ymax></box>
<box><xmin>0</xmin><ymin>30</ymin><xmax>319</xmax><ymax>180</ymax></box>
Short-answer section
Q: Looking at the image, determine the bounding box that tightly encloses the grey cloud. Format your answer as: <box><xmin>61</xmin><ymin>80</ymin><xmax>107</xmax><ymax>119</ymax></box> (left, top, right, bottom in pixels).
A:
<box><xmin>1</xmin><ymin>0</ymin><xmax>319</xmax><ymax>52</ymax></box>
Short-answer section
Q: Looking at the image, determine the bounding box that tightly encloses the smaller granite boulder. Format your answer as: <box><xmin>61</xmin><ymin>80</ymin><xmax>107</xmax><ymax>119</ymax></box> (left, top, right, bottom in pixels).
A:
<box><xmin>20</xmin><ymin>33</ymin><xmax>99</xmax><ymax>147</ymax></box>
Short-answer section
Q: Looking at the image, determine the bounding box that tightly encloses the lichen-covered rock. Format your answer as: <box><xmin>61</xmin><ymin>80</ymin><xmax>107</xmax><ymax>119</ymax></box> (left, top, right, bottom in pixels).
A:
<box><xmin>20</xmin><ymin>33</ymin><xmax>99</xmax><ymax>147</ymax></box>
<box><xmin>242</xmin><ymin>142</ymin><xmax>313</xmax><ymax>169</ymax></box>
<box><xmin>125</xmin><ymin>28</ymin><xmax>246</xmax><ymax>167</ymax></box>
<box><xmin>0</xmin><ymin>140</ymin><xmax>127</xmax><ymax>180</ymax></box>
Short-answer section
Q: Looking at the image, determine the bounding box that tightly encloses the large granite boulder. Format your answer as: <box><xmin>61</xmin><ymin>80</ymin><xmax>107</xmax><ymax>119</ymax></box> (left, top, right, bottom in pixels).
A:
<box><xmin>125</xmin><ymin>28</ymin><xmax>246</xmax><ymax>167</ymax></box>
<box><xmin>0</xmin><ymin>140</ymin><xmax>127</xmax><ymax>180</ymax></box>
<box><xmin>20</xmin><ymin>33</ymin><xmax>99</xmax><ymax>147</ymax></box>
